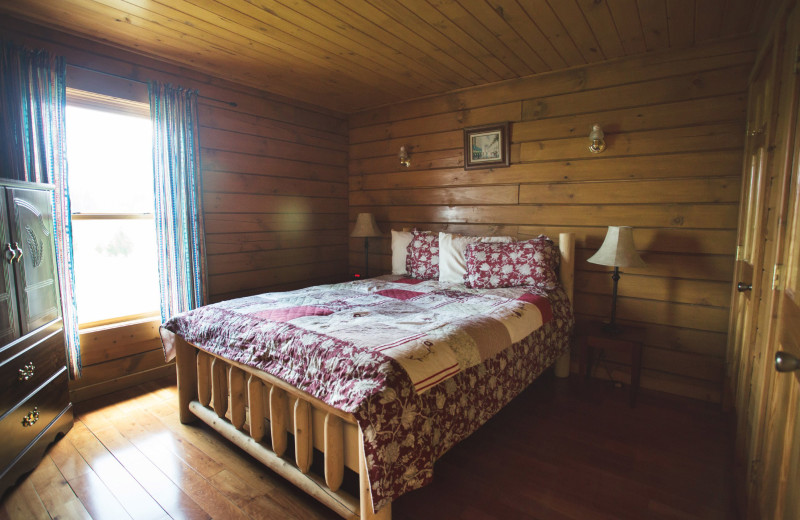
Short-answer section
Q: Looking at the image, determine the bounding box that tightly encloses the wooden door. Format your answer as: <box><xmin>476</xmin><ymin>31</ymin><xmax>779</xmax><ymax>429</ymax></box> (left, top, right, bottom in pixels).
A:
<box><xmin>755</xmin><ymin>11</ymin><xmax>800</xmax><ymax>516</ymax></box>
<box><xmin>0</xmin><ymin>191</ymin><xmax>20</xmax><ymax>347</ymax></box>
<box><xmin>5</xmin><ymin>187</ymin><xmax>60</xmax><ymax>335</ymax></box>
<box><xmin>726</xmin><ymin>45</ymin><xmax>775</xmax><ymax>421</ymax></box>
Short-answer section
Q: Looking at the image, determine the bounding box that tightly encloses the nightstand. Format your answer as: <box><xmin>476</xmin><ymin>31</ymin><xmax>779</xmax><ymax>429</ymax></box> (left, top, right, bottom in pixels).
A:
<box><xmin>578</xmin><ymin>321</ymin><xmax>645</xmax><ymax>407</ymax></box>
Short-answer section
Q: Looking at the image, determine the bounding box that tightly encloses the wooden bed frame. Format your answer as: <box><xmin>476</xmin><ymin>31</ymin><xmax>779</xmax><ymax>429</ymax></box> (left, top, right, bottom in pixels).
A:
<box><xmin>171</xmin><ymin>232</ymin><xmax>574</xmax><ymax>519</ymax></box>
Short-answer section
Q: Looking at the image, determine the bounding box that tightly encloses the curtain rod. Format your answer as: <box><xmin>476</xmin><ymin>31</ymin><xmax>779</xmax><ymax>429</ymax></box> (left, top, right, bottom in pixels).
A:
<box><xmin>67</xmin><ymin>63</ymin><xmax>238</xmax><ymax>107</ymax></box>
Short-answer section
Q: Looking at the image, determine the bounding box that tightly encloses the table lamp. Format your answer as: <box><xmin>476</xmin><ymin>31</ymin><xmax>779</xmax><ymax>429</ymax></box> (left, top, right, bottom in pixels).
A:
<box><xmin>587</xmin><ymin>226</ymin><xmax>646</xmax><ymax>333</ymax></box>
<box><xmin>350</xmin><ymin>213</ymin><xmax>382</xmax><ymax>279</ymax></box>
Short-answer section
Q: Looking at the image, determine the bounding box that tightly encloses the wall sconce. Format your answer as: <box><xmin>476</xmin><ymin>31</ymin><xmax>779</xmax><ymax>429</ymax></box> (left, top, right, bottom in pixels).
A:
<box><xmin>588</xmin><ymin>124</ymin><xmax>606</xmax><ymax>154</ymax></box>
<box><xmin>399</xmin><ymin>145</ymin><xmax>410</xmax><ymax>167</ymax></box>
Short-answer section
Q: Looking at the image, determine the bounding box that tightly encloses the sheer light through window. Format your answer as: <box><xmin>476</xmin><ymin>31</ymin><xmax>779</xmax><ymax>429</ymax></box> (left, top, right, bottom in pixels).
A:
<box><xmin>65</xmin><ymin>98</ymin><xmax>160</xmax><ymax>325</ymax></box>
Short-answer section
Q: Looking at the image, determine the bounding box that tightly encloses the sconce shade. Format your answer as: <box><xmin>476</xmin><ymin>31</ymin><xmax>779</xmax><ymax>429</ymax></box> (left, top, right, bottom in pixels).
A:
<box><xmin>587</xmin><ymin>226</ymin><xmax>646</xmax><ymax>268</ymax></box>
<box><xmin>588</xmin><ymin>124</ymin><xmax>604</xmax><ymax>141</ymax></box>
<box><xmin>351</xmin><ymin>213</ymin><xmax>382</xmax><ymax>238</ymax></box>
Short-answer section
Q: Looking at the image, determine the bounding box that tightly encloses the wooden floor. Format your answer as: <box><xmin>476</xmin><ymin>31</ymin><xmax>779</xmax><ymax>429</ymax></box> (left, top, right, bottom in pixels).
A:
<box><xmin>0</xmin><ymin>372</ymin><xmax>736</xmax><ymax>520</ymax></box>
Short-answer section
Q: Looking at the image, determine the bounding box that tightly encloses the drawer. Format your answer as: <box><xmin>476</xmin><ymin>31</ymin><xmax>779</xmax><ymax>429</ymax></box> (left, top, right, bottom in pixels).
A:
<box><xmin>0</xmin><ymin>368</ymin><xmax>70</xmax><ymax>468</ymax></box>
<box><xmin>0</xmin><ymin>321</ymin><xmax>65</xmax><ymax>416</ymax></box>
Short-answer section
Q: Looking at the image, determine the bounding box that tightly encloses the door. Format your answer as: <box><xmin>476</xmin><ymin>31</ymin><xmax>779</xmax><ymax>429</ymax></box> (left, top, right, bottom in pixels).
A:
<box><xmin>6</xmin><ymin>187</ymin><xmax>60</xmax><ymax>335</ymax></box>
<box><xmin>726</xmin><ymin>41</ymin><xmax>776</xmax><ymax>478</ymax></box>
<box><xmin>0</xmin><ymin>191</ymin><xmax>20</xmax><ymax>346</ymax></box>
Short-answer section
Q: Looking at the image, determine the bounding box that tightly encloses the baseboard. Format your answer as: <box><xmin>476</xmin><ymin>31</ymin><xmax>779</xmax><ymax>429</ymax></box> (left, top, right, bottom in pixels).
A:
<box><xmin>69</xmin><ymin>363</ymin><xmax>176</xmax><ymax>403</ymax></box>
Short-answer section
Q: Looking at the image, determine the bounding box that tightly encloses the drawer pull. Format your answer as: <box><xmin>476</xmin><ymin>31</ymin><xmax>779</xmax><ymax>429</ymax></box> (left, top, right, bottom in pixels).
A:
<box><xmin>21</xmin><ymin>407</ymin><xmax>39</xmax><ymax>427</ymax></box>
<box><xmin>18</xmin><ymin>362</ymin><xmax>35</xmax><ymax>381</ymax></box>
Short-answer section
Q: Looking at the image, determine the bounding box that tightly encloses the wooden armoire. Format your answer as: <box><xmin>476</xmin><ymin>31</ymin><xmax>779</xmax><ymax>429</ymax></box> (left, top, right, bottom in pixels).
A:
<box><xmin>0</xmin><ymin>179</ymin><xmax>72</xmax><ymax>494</ymax></box>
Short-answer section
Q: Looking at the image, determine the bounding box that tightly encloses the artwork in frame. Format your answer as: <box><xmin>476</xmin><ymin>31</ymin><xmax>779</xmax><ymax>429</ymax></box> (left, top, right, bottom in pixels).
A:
<box><xmin>464</xmin><ymin>122</ymin><xmax>510</xmax><ymax>170</ymax></box>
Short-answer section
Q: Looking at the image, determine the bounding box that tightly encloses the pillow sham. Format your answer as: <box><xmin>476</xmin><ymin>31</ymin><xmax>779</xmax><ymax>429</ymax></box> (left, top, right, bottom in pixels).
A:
<box><xmin>438</xmin><ymin>232</ymin><xmax>514</xmax><ymax>283</ymax></box>
<box><xmin>391</xmin><ymin>229</ymin><xmax>414</xmax><ymax>275</ymax></box>
<box><xmin>464</xmin><ymin>235</ymin><xmax>560</xmax><ymax>289</ymax></box>
<box><xmin>405</xmin><ymin>230</ymin><xmax>439</xmax><ymax>280</ymax></box>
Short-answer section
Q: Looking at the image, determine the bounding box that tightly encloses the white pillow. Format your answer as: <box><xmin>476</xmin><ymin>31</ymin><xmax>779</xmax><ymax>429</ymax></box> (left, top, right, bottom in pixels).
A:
<box><xmin>391</xmin><ymin>230</ymin><xmax>414</xmax><ymax>275</ymax></box>
<box><xmin>438</xmin><ymin>232</ymin><xmax>514</xmax><ymax>283</ymax></box>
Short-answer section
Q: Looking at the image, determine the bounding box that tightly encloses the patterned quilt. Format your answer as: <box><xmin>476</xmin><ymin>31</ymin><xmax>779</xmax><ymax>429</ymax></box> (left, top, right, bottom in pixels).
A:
<box><xmin>161</xmin><ymin>275</ymin><xmax>573</xmax><ymax>511</ymax></box>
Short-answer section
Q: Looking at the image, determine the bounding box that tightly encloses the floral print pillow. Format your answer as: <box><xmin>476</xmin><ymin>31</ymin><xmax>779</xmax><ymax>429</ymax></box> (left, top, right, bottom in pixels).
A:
<box><xmin>464</xmin><ymin>235</ymin><xmax>560</xmax><ymax>289</ymax></box>
<box><xmin>405</xmin><ymin>230</ymin><xmax>439</xmax><ymax>280</ymax></box>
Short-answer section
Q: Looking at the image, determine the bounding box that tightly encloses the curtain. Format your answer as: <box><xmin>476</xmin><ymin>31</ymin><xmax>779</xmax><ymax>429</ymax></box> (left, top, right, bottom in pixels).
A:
<box><xmin>149</xmin><ymin>81</ymin><xmax>207</xmax><ymax>322</ymax></box>
<box><xmin>0</xmin><ymin>41</ymin><xmax>81</xmax><ymax>378</ymax></box>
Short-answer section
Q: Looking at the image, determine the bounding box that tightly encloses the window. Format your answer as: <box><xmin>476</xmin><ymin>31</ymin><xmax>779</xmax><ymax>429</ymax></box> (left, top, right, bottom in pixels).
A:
<box><xmin>65</xmin><ymin>90</ymin><xmax>160</xmax><ymax>326</ymax></box>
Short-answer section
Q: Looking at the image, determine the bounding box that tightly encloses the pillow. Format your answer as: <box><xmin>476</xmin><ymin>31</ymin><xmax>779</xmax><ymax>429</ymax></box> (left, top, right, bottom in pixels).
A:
<box><xmin>464</xmin><ymin>235</ymin><xmax>560</xmax><ymax>289</ymax></box>
<box><xmin>438</xmin><ymin>232</ymin><xmax>514</xmax><ymax>283</ymax></box>
<box><xmin>405</xmin><ymin>230</ymin><xmax>439</xmax><ymax>280</ymax></box>
<box><xmin>391</xmin><ymin>230</ymin><xmax>414</xmax><ymax>275</ymax></box>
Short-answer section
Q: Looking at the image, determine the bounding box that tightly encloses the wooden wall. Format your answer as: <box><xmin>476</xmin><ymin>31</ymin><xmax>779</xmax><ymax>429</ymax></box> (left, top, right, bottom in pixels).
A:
<box><xmin>0</xmin><ymin>17</ymin><xmax>350</xmax><ymax>400</ymax></box>
<box><xmin>348</xmin><ymin>38</ymin><xmax>755</xmax><ymax>403</ymax></box>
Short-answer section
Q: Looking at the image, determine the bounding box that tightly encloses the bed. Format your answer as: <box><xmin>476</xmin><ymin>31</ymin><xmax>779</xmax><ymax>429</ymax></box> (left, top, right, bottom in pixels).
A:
<box><xmin>159</xmin><ymin>232</ymin><xmax>575</xmax><ymax>519</ymax></box>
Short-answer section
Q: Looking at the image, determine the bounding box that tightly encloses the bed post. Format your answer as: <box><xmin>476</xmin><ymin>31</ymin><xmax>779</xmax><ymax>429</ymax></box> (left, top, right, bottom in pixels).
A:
<box><xmin>555</xmin><ymin>232</ymin><xmax>575</xmax><ymax>378</ymax></box>
<box><xmin>174</xmin><ymin>334</ymin><xmax>199</xmax><ymax>424</ymax></box>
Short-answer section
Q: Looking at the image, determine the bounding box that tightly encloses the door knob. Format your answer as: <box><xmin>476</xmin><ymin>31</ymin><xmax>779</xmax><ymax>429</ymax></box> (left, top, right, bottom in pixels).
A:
<box><xmin>775</xmin><ymin>351</ymin><xmax>800</xmax><ymax>372</ymax></box>
<box><xmin>737</xmin><ymin>282</ymin><xmax>753</xmax><ymax>292</ymax></box>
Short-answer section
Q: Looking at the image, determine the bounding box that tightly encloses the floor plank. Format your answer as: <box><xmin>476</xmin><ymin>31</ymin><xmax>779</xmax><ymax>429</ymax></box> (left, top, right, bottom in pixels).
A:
<box><xmin>0</xmin><ymin>373</ymin><xmax>735</xmax><ymax>519</ymax></box>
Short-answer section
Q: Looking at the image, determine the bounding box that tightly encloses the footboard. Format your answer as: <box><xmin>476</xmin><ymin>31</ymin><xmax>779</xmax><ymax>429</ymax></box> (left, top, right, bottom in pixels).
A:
<box><xmin>172</xmin><ymin>333</ymin><xmax>390</xmax><ymax>520</ymax></box>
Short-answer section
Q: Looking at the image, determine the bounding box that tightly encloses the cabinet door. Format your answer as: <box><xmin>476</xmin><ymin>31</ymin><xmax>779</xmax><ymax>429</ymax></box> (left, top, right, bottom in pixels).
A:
<box><xmin>6</xmin><ymin>188</ymin><xmax>60</xmax><ymax>335</ymax></box>
<box><xmin>0</xmin><ymin>191</ymin><xmax>20</xmax><ymax>346</ymax></box>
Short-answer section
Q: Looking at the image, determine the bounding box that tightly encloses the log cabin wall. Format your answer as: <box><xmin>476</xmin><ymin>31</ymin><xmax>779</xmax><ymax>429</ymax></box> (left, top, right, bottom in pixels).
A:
<box><xmin>0</xmin><ymin>17</ymin><xmax>349</xmax><ymax>401</ymax></box>
<box><xmin>349</xmin><ymin>37</ymin><xmax>756</xmax><ymax>403</ymax></box>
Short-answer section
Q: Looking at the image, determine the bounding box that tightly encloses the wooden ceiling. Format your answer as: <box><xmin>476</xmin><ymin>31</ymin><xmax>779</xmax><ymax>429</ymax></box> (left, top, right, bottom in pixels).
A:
<box><xmin>0</xmin><ymin>0</ymin><xmax>774</xmax><ymax>113</ymax></box>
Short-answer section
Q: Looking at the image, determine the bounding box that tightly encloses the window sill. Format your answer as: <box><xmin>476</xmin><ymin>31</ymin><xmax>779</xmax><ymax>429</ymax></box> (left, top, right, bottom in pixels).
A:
<box><xmin>79</xmin><ymin>312</ymin><xmax>160</xmax><ymax>333</ymax></box>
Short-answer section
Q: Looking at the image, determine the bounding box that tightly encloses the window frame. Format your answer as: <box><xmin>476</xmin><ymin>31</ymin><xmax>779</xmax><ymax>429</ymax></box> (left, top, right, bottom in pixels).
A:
<box><xmin>66</xmin><ymin>87</ymin><xmax>160</xmax><ymax>329</ymax></box>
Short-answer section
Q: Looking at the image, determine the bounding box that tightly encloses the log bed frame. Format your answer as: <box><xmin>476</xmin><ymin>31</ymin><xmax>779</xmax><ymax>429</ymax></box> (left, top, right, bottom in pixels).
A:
<box><xmin>170</xmin><ymin>232</ymin><xmax>574</xmax><ymax>519</ymax></box>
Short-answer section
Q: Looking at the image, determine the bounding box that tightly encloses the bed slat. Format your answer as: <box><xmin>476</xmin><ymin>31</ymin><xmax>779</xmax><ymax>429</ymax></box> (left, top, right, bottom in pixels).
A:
<box><xmin>247</xmin><ymin>376</ymin><xmax>265</xmax><ymax>441</ymax></box>
<box><xmin>212</xmin><ymin>358</ymin><xmax>229</xmax><ymax>418</ymax></box>
<box><xmin>230</xmin><ymin>367</ymin><xmax>246</xmax><ymax>429</ymax></box>
<box><xmin>295</xmin><ymin>399</ymin><xmax>313</xmax><ymax>473</ymax></box>
<box><xmin>324</xmin><ymin>413</ymin><xmax>344</xmax><ymax>491</ymax></box>
<box><xmin>197</xmin><ymin>351</ymin><xmax>211</xmax><ymax>406</ymax></box>
<box><xmin>270</xmin><ymin>386</ymin><xmax>288</xmax><ymax>456</ymax></box>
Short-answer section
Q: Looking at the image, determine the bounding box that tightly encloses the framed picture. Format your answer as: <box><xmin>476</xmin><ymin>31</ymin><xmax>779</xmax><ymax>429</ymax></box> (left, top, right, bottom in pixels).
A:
<box><xmin>463</xmin><ymin>122</ymin><xmax>510</xmax><ymax>170</ymax></box>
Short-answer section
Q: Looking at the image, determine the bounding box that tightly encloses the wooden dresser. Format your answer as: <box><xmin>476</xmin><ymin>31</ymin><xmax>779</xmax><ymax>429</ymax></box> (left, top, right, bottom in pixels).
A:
<box><xmin>0</xmin><ymin>180</ymin><xmax>73</xmax><ymax>495</ymax></box>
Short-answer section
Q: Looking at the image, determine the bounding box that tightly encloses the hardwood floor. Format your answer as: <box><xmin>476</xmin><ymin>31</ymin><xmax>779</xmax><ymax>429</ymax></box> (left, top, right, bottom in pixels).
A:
<box><xmin>0</xmin><ymin>372</ymin><xmax>736</xmax><ymax>519</ymax></box>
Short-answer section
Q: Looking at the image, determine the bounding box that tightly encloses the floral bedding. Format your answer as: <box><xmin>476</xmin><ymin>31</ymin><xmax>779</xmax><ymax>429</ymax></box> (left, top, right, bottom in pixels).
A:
<box><xmin>161</xmin><ymin>275</ymin><xmax>573</xmax><ymax>511</ymax></box>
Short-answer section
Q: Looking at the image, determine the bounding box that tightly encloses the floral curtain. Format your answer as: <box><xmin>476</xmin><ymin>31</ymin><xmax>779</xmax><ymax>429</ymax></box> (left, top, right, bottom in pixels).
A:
<box><xmin>0</xmin><ymin>41</ymin><xmax>81</xmax><ymax>378</ymax></box>
<box><xmin>148</xmin><ymin>81</ymin><xmax>207</xmax><ymax>321</ymax></box>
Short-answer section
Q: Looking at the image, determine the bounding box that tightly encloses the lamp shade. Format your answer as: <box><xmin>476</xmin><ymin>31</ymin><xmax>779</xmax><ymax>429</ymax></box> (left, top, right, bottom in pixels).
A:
<box><xmin>587</xmin><ymin>226</ymin><xmax>646</xmax><ymax>268</ymax></box>
<box><xmin>351</xmin><ymin>213</ymin><xmax>382</xmax><ymax>238</ymax></box>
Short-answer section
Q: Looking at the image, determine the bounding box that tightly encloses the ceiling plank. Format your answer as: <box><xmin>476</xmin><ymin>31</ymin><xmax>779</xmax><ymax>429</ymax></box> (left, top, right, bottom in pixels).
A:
<box><xmin>667</xmin><ymin>0</ymin><xmax>696</xmax><ymax>48</ymax></box>
<box><xmin>575</xmin><ymin>0</ymin><xmax>626</xmax><ymax>60</ymax></box>
<box><xmin>607</xmin><ymin>0</ymin><xmax>648</xmax><ymax>54</ymax></box>
<box><xmin>638</xmin><ymin>0</ymin><xmax>671</xmax><ymax>51</ymax></box>
<box><xmin>693</xmin><ymin>0</ymin><xmax>724</xmax><ymax>42</ymax></box>
<box><xmin>484</xmin><ymin>0</ymin><xmax>569</xmax><ymax>69</ymax></box>
<box><xmin>547</xmin><ymin>0</ymin><xmax>607</xmax><ymax>63</ymax></box>
<box><xmin>520</xmin><ymin>0</ymin><xmax>587</xmax><ymax>66</ymax></box>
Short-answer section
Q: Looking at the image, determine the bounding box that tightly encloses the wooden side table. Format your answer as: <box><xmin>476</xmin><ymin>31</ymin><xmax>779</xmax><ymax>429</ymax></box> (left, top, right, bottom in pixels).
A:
<box><xmin>578</xmin><ymin>321</ymin><xmax>645</xmax><ymax>406</ymax></box>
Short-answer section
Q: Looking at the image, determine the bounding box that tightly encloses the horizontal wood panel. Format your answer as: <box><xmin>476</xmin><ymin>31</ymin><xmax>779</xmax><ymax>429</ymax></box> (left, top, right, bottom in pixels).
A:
<box><xmin>206</xmin><ymin>231</ymin><xmax>346</xmax><ymax>256</ymax></box>
<box><xmin>576</xmin><ymin>271</ymin><xmax>731</xmax><ymax>308</ymax></box>
<box><xmin>203</xmin><ymin>150</ymin><xmax>346</xmax><ymax>183</ymax></box>
<box><xmin>207</xmin><ymin>245</ymin><xmax>348</xmax><ymax>275</ymax></box>
<box><xmin>203</xmin><ymin>171</ymin><xmax>347</xmax><ymax>199</ymax></box>
<box><xmin>204</xmin><ymin>213</ymin><xmax>347</xmax><ymax>234</ymax></box>
<box><xmin>349</xmin><ymin>204</ymin><xmax>739</xmax><ymax>229</ymax></box>
<box><xmin>519</xmin><ymin>177</ymin><xmax>740</xmax><ymax>205</ymax></box>
<box><xmin>205</xmin><ymin>193</ymin><xmax>346</xmax><ymax>215</ymax></box>
<box><xmin>209</xmin><ymin>261</ymin><xmax>346</xmax><ymax>295</ymax></box>
<box><xmin>350</xmin><ymin>185</ymin><xmax>520</xmax><ymax>207</ymax></box>
<box><xmin>352</xmin><ymin>151</ymin><xmax>744</xmax><ymax>189</ymax></box>
<box><xmin>200</xmin><ymin>128</ymin><xmax>347</xmax><ymax>166</ymax></box>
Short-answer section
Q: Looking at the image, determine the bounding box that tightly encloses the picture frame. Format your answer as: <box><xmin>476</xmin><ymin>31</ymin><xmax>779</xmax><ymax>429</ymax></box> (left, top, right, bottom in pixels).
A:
<box><xmin>463</xmin><ymin>122</ymin><xmax>510</xmax><ymax>170</ymax></box>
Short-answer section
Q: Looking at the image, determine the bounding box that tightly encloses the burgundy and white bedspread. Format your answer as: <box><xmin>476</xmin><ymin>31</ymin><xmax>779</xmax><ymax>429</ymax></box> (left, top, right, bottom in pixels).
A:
<box><xmin>162</xmin><ymin>275</ymin><xmax>573</xmax><ymax>510</ymax></box>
